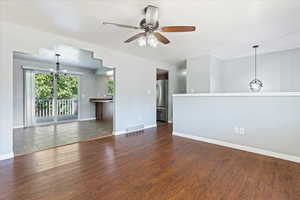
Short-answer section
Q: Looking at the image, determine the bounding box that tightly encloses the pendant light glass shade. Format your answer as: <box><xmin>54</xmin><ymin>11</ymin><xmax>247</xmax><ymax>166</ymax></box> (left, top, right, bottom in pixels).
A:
<box><xmin>249</xmin><ymin>45</ymin><xmax>263</xmax><ymax>92</ymax></box>
<box><xmin>249</xmin><ymin>79</ymin><xmax>263</xmax><ymax>92</ymax></box>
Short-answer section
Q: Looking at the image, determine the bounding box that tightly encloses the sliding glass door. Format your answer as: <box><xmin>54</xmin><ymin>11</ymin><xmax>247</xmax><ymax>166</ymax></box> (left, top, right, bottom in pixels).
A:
<box><xmin>56</xmin><ymin>73</ymin><xmax>79</xmax><ymax>122</ymax></box>
<box><xmin>34</xmin><ymin>72</ymin><xmax>55</xmax><ymax>124</ymax></box>
<box><xmin>24</xmin><ymin>70</ymin><xmax>79</xmax><ymax>126</ymax></box>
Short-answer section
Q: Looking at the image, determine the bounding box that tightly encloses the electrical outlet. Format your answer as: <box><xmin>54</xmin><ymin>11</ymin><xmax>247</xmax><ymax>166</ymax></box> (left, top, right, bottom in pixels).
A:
<box><xmin>234</xmin><ymin>127</ymin><xmax>239</xmax><ymax>134</ymax></box>
<box><xmin>240</xmin><ymin>128</ymin><xmax>245</xmax><ymax>135</ymax></box>
<box><xmin>234</xmin><ymin>127</ymin><xmax>245</xmax><ymax>135</ymax></box>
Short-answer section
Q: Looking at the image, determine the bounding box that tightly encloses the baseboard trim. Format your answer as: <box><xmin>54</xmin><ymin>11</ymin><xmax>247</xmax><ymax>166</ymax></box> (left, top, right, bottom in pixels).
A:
<box><xmin>0</xmin><ymin>152</ymin><xmax>14</xmax><ymax>161</ymax></box>
<box><xmin>79</xmin><ymin>117</ymin><xmax>96</xmax><ymax>121</ymax></box>
<box><xmin>173</xmin><ymin>132</ymin><xmax>300</xmax><ymax>163</ymax></box>
<box><xmin>113</xmin><ymin>124</ymin><xmax>157</xmax><ymax>135</ymax></box>
<box><xmin>13</xmin><ymin>125</ymin><xmax>24</xmax><ymax>129</ymax></box>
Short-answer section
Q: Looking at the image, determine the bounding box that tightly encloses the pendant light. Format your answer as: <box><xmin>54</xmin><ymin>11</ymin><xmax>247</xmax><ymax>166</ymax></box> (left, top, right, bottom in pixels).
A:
<box><xmin>50</xmin><ymin>54</ymin><xmax>68</xmax><ymax>76</ymax></box>
<box><xmin>55</xmin><ymin>54</ymin><xmax>61</xmax><ymax>78</ymax></box>
<box><xmin>249</xmin><ymin>45</ymin><xmax>263</xmax><ymax>92</ymax></box>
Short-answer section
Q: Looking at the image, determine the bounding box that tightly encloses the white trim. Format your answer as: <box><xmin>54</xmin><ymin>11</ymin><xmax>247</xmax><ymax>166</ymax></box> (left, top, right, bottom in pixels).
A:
<box><xmin>113</xmin><ymin>131</ymin><xmax>126</xmax><ymax>135</ymax></box>
<box><xmin>13</xmin><ymin>125</ymin><xmax>25</xmax><ymax>129</ymax></box>
<box><xmin>29</xmin><ymin>119</ymin><xmax>82</xmax><ymax>127</ymax></box>
<box><xmin>168</xmin><ymin>121</ymin><xmax>173</xmax><ymax>123</ymax></box>
<box><xmin>14</xmin><ymin>126</ymin><xmax>24</xmax><ymax>129</ymax></box>
<box><xmin>113</xmin><ymin>124</ymin><xmax>157</xmax><ymax>135</ymax></box>
<box><xmin>173</xmin><ymin>92</ymin><xmax>300</xmax><ymax>97</ymax></box>
<box><xmin>173</xmin><ymin>132</ymin><xmax>300</xmax><ymax>163</ymax></box>
<box><xmin>79</xmin><ymin>117</ymin><xmax>96</xmax><ymax>121</ymax></box>
<box><xmin>0</xmin><ymin>152</ymin><xmax>14</xmax><ymax>161</ymax></box>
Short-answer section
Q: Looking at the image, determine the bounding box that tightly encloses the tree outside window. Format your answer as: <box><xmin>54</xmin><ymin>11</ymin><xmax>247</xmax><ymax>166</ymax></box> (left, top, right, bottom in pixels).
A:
<box><xmin>107</xmin><ymin>79</ymin><xmax>114</xmax><ymax>96</ymax></box>
<box><xmin>35</xmin><ymin>73</ymin><xmax>78</xmax><ymax>99</ymax></box>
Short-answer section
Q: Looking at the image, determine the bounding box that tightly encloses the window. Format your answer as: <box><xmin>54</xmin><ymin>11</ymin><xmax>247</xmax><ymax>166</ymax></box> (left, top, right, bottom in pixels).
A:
<box><xmin>107</xmin><ymin>79</ymin><xmax>114</xmax><ymax>96</ymax></box>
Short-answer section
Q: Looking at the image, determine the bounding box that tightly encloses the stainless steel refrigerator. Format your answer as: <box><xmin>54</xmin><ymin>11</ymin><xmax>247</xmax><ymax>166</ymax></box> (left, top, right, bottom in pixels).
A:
<box><xmin>156</xmin><ymin>80</ymin><xmax>168</xmax><ymax>122</ymax></box>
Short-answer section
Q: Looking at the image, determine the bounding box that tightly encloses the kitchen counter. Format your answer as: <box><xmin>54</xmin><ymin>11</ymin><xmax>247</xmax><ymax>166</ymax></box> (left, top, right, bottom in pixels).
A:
<box><xmin>90</xmin><ymin>97</ymin><xmax>113</xmax><ymax>102</ymax></box>
<box><xmin>89</xmin><ymin>98</ymin><xmax>113</xmax><ymax>120</ymax></box>
<box><xmin>173</xmin><ymin>92</ymin><xmax>300</xmax><ymax>97</ymax></box>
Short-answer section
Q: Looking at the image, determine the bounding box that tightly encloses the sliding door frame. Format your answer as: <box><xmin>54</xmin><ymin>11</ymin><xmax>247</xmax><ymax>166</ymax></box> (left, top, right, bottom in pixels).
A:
<box><xmin>22</xmin><ymin>66</ymin><xmax>82</xmax><ymax>127</ymax></box>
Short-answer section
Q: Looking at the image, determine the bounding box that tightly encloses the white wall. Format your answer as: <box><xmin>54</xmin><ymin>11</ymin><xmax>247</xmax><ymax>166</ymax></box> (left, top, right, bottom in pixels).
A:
<box><xmin>210</xmin><ymin>56</ymin><xmax>223</xmax><ymax>93</ymax></box>
<box><xmin>174</xmin><ymin>61</ymin><xmax>187</xmax><ymax>94</ymax></box>
<box><xmin>186</xmin><ymin>48</ymin><xmax>300</xmax><ymax>93</ymax></box>
<box><xmin>173</xmin><ymin>94</ymin><xmax>300</xmax><ymax>161</ymax></box>
<box><xmin>220</xmin><ymin>48</ymin><xmax>300</xmax><ymax>92</ymax></box>
<box><xmin>0</xmin><ymin>23</ymin><xmax>13</xmax><ymax>159</ymax></box>
<box><xmin>0</xmin><ymin>21</ymin><xmax>177</xmax><ymax>159</ymax></box>
<box><xmin>13</xmin><ymin>58</ymin><xmax>100</xmax><ymax>128</ymax></box>
<box><xmin>186</xmin><ymin>55</ymin><xmax>211</xmax><ymax>93</ymax></box>
<box><xmin>95</xmin><ymin>75</ymin><xmax>111</xmax><ymax>97</ymax></box>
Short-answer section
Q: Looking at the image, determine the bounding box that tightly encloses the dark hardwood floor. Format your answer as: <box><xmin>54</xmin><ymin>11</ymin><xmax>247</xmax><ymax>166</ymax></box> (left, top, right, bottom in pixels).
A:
<box><xmin>1</xmin><ymin>124</ymin><xmax>300</xmax><ymax>200</ymax></box>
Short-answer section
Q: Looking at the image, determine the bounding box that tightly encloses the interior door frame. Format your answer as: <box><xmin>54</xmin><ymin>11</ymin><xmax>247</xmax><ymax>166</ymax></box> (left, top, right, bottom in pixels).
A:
<box><xmin>156</xmin><ymin>68</ymin><xmax>169</xmax><ymax>123</ymax></box>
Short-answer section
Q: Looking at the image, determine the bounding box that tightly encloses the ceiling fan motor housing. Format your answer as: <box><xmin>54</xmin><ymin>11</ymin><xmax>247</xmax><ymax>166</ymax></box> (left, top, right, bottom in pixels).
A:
<box><xmin>139</xmin><ymin>19</ymin><xmax>159</xmax><ymax>32</ymax></box>
<box><xmin>102</xmin><ymin>5</ymin><xmax>196</xmax><ymax>46</ymax></box>
<box><xmin>144</xmin><ymin>5</ymin><xmax>159</xmax><ymax>29</ymax></box>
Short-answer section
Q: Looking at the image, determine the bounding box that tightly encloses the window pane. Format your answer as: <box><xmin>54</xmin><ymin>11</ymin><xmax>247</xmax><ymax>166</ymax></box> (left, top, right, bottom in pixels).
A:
<box><xmin>107</xmin><ymin>79</ymin><xmax>114</xmax><ymax>96</ymax></box>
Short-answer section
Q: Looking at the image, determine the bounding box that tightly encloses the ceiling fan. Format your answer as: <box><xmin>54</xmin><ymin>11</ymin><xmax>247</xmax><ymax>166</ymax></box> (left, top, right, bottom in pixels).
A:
<box><xmin>103</xmin><ymin>5</ymin><xmax>196</xmax><ymax>47</ymax></box>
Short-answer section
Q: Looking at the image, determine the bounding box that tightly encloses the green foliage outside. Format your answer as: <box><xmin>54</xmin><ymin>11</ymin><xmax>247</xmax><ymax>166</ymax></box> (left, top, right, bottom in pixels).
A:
<box><xmin>35</xmin><ymin>73</ymin><xmax>54</xmax><ymax>99</ymax></box>
<box><xmin>107</xmin><ymin>79</ymin><xmax>114</xmax><ymax>96</ymax></box>
<box><xmin>35</xmin><ymin>73</ymin><xmax>78</xmax><ymax>99</ymax></box>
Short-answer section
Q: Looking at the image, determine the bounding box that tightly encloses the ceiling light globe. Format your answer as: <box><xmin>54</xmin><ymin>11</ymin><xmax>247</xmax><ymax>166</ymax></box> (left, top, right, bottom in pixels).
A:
<box><xmin>249</xmin><ymin>79</ymin><xmax>263</xmax><ymax>92</ymax></box>
<box><xmin>137</xmin><ymin>36</ymin><xmax>146</xmax><ymax>47</ymax></box>
<box><xmin>147</xmin><ymin>34</ymin><xmax>158</xmax><ymax>48</ymax></box>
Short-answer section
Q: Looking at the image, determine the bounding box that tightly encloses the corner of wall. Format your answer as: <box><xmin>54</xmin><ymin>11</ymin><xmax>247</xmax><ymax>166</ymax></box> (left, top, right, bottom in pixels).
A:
<box><xmin>0</xmin><ymin>152</ymin><xmax>14</xmax><ymax>161</ymax></box>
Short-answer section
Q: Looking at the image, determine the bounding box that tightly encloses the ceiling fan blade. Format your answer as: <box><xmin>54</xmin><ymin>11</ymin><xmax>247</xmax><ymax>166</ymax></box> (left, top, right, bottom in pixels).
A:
<box><xmin>124</xmin><ymin>33</ymin><xmax>145</xmax><ymax>43</ymax></box>
<box><xmin>153</xmin><ymin>32</ymin><xmax>170</xmax><ymax>44</ymax></box>
<box><xmin>160</xmin><ymin>26</ymin><xmax>196</xmax><ymax>32</ymax></box>
<box><xmin>103</xmin><ymin>22</ymin><xmax>140</xmax><ymax>30</ymax></box>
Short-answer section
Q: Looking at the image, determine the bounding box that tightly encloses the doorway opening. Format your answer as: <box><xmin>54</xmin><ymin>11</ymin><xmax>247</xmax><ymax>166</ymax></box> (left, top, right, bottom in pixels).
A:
<box><xmin>12</xmin><ymin>46</ymin><xmax>115</xmax><ymax>155</ymax></box>
<box><xmin>156</xmin><ymin>69</ymin><xmax>169</xmax><ymax>126</ymax></box>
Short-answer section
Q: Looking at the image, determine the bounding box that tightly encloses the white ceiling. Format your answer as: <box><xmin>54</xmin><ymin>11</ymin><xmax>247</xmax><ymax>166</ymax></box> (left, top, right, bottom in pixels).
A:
<box><xmin>2</xmin><ymin>0</ymin><xmax>300</xmax><ymax>64</ymax></box>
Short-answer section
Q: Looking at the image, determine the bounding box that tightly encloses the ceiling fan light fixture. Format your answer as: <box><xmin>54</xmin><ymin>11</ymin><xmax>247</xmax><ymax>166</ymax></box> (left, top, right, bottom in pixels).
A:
<box><xmin>103</xmin><ymin>5</ymin><xmax>196</xmax><ymax>47</ymax></box>
<box><xmin>137</xmin><ymin>36</ymin><xmax>147</xmax><ymax>47</ymax></box>
<box><xmin>147</xmin><ymin>34</ymin><xmax>158</xmax><ymax>48</ymax></box>
<box><xmin>137</xmin><ymin>33</ymin><xmax>158</xmax><ymax>48</ymax></box>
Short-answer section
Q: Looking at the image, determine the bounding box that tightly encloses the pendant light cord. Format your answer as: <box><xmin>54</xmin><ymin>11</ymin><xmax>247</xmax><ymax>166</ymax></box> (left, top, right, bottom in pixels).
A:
<box><xmin>255</xmin><ymin>47</ymin><xmax>257</xmax><ymax>80</ymax></box>
<box><xmin>253</xmin><ymin>45</ymin><xmax>259</xmax><ymax>80</ymax></box>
